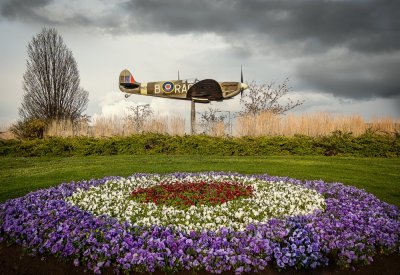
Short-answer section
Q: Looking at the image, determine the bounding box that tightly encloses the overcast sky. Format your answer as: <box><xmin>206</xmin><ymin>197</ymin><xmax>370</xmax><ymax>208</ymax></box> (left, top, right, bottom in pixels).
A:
<box><xmin>0</xmin><ymin>0</ymin><xmax>399</xmax><ymax>128</ymax></box>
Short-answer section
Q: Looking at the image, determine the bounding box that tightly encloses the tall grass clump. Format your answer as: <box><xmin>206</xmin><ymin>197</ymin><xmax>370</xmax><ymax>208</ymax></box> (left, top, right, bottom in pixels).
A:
<box><xmin>236</xmin><ymin>112</ymin><xmax>399</xmax><ymax>137</ymax></box>
<box><xmin>16</xmin><ymin>113</ymin><xmax>400</xmax><ymax>139</ymax></box>
<box><xmin>44</xmin><ymin>115</ymin><xmax>186</xmax><ymax>138</ymax></box>
<box><xmin>46</xmin><ymin>119</ymin><xmax>91</xmax><ymax>137</ymax></box>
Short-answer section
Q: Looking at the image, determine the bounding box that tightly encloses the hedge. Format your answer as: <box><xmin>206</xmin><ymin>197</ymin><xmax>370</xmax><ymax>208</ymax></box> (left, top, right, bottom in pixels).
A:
<box><xmin>0</xmin><ymin>131</ymin><xmax>399</xmax><ymax>157</ymax></box>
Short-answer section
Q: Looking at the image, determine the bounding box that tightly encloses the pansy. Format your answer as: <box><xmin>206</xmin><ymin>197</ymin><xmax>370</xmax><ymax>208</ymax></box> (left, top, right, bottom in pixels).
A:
<box><xmin>1</xmin><ymin>172</ymin><xmax>399</xmax><ymax>274</ymax></box>
<box><xmin>66</xmin><ymin>174</ymin><xmax>326</xmax><ymax>233</ymax></box>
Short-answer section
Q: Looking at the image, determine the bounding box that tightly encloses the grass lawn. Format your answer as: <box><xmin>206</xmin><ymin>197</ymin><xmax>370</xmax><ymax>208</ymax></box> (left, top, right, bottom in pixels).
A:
<box><xmin>0</xmin><ymin>155</ymin><xmax>399</xmax><ymax>207</ymax></box>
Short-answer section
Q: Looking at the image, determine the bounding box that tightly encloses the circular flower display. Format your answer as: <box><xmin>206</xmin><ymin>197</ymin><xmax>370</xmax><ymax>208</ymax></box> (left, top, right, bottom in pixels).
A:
<box><xmin>1</xmin><ymin>172</ymin><xmax>399</xmax><ymax>275</ymax></box>
<box><xmin>65</xmin><ymin>174</ymin><xmax>326</xmax><ymax>232</ymax></box>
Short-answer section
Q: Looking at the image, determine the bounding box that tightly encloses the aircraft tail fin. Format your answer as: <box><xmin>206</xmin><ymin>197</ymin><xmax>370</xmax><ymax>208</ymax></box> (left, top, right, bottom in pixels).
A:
<box><xmin>119</xmin><ymin>69</ymin><xmax>139</xmax><ymax>89</ymax></box>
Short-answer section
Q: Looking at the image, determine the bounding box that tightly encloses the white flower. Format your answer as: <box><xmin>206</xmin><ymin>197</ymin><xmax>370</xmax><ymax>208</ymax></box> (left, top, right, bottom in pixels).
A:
<box><xmin>65</xmin><ymin>174</ymin><xmax>326</xmax><ymax>233</ymax></box>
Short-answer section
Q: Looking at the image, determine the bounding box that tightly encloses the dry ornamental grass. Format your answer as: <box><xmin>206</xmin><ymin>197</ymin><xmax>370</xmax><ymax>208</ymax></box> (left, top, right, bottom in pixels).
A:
<box><xmin>41</xmin><ymin>112</ymin><xmax>400</xmax><ymax>138</ymax></box>
<box><xmin>235</xmin><ymin>112</ymin><xmax>400</xmax><ymax>137</ymax></box>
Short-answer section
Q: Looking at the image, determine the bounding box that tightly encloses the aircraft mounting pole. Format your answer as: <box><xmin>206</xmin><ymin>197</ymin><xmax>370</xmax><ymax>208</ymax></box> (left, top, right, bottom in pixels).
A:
<box><xmin>191</xmin><ymin>100</ymin><xmax>196</xmax><ymax>135</ymax></box>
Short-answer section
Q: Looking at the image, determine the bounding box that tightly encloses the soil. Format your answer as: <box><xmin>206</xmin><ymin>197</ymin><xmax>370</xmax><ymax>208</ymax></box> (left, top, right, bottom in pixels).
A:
<box><xmin>1</xmin><ymin>243</ymin><xmax>399</xmax><ymax>275</ymax></box>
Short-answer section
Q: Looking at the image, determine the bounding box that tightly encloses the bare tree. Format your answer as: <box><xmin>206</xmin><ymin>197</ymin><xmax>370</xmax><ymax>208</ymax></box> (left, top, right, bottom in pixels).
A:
<box><xmin>199</xmin><ymin>107</ymin><xmax>226</xmax><ymax>135</ymax></box>
<box><xmin>19</xmin><ymin>27</ymin><xmax>88</xmax><ymax>122</ymax></box>
<box><xmin>240</xmin><ymin>78</ymin><xmax>303</xmax><ymax>116</ymax></box>
<box><xmin>126</xmin><ymin>104</ymin><xmax>153</xmax><ymax>133</ymax></box>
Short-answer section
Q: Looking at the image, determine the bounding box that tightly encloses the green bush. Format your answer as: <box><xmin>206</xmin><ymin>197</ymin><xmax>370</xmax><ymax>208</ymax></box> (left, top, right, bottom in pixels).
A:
<box><xmin>0</xmin><ymin>132</ymin><xmax>398</xmax><ymax>157</ymax></box>
<box><xmin>10</xmin><ymin>119</ymin><xmax>46</xmax><ymax>139</ymax></box>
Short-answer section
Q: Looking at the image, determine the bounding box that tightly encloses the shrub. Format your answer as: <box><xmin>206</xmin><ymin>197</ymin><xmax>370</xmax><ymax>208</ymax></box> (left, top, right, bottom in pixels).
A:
<box><xmin>10</xmin><ymin>119</ymin><xmax>46</xmax><ymax>139</ymax></box>
<box><xmin>0</xmin><ymin>132</ymin><xmax>398</xmax><ymax>157</ymax></box>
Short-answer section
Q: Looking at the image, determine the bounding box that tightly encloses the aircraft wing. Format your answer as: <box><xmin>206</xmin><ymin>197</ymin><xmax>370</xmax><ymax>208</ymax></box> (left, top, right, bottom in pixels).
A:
<box><xmin>187</xmin><ymin>79</ymin><xmax>223</xmax><ymax>101</ymax></box>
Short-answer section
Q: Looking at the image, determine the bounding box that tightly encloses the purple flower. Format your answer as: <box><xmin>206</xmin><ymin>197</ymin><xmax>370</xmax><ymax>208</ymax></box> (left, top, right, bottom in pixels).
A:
<box><xmin>0</xmin><ymin>172</ymin><xmax>399</xmax><ymax>274</ymax></box>
<box><xmin>73</xmin><ymin>258</ymin><xmax>79</xmax><ymax>266</ymax></box>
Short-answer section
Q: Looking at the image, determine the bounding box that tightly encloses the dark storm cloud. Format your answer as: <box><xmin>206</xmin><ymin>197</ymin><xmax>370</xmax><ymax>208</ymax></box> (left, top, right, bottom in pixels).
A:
<box><xmin>121</xmin><ymin>0</ymin><xmax>400</xmax><ymax>54</ymax></box>
<box><xmin>0</xmin><ymin>0</ymin><xmax>93</xmax><ymax>26</ymax></box>
<box><xmin>297</xmin><ymin>51</ymin><xmax>400</xmax><ymax>99</ymax></box>
<box><xmin>121</xmin><ymin>0</ymin><xmax>400</xmax><ymax>99</ymax></box>
<box><xmin>1</xmin><ymin>0</ymin><xmax>399</xmax><ymax>100</ymax></box>
<box><xmin>0</xmin><ymin>0</ymin><xmax>52</xmax><ymax>22</ymax></box>
<box><xmin>2</xmin><ymin>0</ymin><xmax>398</xmax><ymax>54</ymax></box>
<box><xmin>119</xmin><ymin>0</ymin><xmax>400</xmax><ymax>99</ymax></box>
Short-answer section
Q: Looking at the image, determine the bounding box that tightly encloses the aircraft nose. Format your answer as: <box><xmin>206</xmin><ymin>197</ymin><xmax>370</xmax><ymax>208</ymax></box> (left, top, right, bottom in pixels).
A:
<box><xmin>240</xmin><ymin>83</ymin><xmax>248</xmax><ymax>90</ymax></box>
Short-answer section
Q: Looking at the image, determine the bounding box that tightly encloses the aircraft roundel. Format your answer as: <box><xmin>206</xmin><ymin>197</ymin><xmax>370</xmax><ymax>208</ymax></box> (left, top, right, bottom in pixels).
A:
<box><xmin>162</xmin><ymin>82</ymin><xmax>175</xmax><ymax>93</ymax></box>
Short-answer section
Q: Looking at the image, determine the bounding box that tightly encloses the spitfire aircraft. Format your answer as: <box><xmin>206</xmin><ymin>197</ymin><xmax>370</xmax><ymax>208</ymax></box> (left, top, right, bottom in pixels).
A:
<box><xmin>118</xmin><ymin>69</ymin><xmax>248</xmax><ymax>103</ymax></box>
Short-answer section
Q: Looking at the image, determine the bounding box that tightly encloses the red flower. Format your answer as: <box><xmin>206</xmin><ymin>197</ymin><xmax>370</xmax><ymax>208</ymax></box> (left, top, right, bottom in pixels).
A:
<box><xmin>131</xmin><ymin>180</ymin><xmax>253</xmax><ymax>208</ymax></box>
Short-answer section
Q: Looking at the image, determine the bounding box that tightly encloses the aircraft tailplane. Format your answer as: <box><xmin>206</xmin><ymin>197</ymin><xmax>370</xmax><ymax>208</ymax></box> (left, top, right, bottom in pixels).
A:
<box><xmin>119</xmin><ymin>69</ymin><xmax>139</xmax><ymax>89</ymax></box>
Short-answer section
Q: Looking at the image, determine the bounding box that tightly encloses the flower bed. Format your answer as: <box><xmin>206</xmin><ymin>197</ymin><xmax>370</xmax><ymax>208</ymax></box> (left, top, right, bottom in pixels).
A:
<box><xmin>66</xmin><ymin>174</ymin><xmax>325</xmax><ymax>233</ymax></box>
<box><xmin>0</xmin><ymin>172</ymin><xmax>399</xmax><ymax>274</ymax></box>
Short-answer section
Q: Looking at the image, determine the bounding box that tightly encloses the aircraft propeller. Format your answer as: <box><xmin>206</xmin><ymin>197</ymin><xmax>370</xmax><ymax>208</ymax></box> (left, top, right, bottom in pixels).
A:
<box><xmin>240</xmin><ymin>66</ymin><xmax>248</xmax><ymax>98</ymax></box>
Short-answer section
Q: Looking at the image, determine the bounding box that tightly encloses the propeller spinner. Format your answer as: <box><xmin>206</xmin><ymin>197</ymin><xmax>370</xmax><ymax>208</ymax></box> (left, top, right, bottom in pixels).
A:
<box><xmin>240</xmin><ymin>66</ymin><xmax>248</xmax><ymax>97</ymax></box>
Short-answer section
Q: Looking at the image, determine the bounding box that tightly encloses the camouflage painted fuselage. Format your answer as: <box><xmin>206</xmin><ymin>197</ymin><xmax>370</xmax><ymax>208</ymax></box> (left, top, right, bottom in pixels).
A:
<box><xmin>119</xmin><ymin>69</ymin><xmax>246</xmax><ymax>103</ymax></box>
